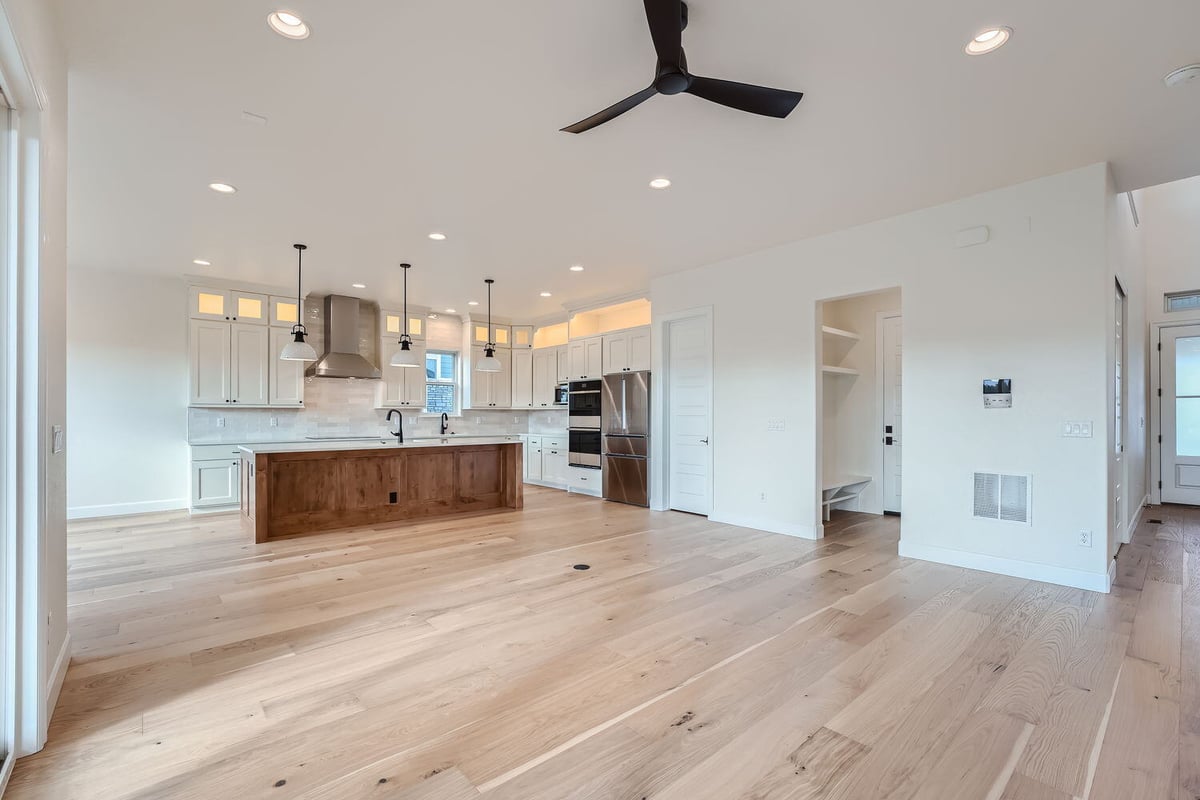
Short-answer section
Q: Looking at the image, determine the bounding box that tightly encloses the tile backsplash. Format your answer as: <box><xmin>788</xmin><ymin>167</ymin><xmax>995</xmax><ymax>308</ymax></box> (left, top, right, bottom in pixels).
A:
<box><xmin>188</xmin><ymin>378</ymin><xmax>568</xmax><ymax>443</ymax></box>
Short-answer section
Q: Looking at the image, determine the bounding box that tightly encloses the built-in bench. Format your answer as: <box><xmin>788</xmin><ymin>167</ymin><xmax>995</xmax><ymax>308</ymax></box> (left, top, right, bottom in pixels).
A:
<box><xmin>821</xmin><ymin>474</ymin><xmax>872</xmax><ymax>521</ymax></box>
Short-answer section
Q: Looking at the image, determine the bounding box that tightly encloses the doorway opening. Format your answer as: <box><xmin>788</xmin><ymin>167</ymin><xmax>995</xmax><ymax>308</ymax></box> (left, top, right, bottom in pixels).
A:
<box><xmin>818</xmin><ymin>287</ymin><xmax>902</xmax><ymax>532</ymax></box>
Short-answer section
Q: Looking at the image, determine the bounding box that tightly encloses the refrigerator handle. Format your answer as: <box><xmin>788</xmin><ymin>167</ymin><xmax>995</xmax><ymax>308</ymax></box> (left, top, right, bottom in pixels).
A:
<box><xmin>621</xmin><ymin>378</ymin><xmax>627</xmax><ymax>431</ymax></box>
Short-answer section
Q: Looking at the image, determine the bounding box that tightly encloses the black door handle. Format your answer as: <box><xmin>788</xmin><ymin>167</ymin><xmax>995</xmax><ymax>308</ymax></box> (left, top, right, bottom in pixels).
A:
<box><xmin>885</xmin><ymin>436</ymin><xmax>894</xmax><ymax>445</ymax></box>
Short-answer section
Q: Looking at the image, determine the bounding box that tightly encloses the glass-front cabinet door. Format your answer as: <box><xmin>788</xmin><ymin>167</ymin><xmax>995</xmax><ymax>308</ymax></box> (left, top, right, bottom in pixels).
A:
<box><xmin>472</xmin><ymin>322</ymin><xmax>511</xmax><ymax>347</ymax></box>
<box><xmin>230</xmin><ymin>291</ymin><xmax>269</xmax><ymax>325</ymax></box>
<box><xmin>512</xmin><ymin>325</ymin><xmax>534</xmax><ymax>349</ymax></box>
<box><xmin>189</xmin><ymin>287</ymin><xmax>231</xmax><ymax>321</ymax></box>
<box><xmin>382</xmin><ymin>310</ymin><xmax>426</xmax><ymax>340</ymax></box>
<box><xmin>270</xmin><ymin>296</ymin><xmax>300</xmax><ymax>328</ymax></box>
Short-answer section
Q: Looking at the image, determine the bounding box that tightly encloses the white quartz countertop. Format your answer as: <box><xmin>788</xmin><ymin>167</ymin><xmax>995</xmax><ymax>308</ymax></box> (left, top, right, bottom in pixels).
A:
<box><xmin>238</xmin><ymin>436</ymin><xmax>522</xmax><ymax>455</ymax></box>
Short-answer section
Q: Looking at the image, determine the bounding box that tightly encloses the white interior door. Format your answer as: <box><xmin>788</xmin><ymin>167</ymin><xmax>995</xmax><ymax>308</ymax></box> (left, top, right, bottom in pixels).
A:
<box><xmin>881</xmin><ymin>315</ymin><xmax>903</xmax><ymax>513</ymax></box>
<box><xmin>669</xmin><ymin>315</ymin><xmax>712</xmax><ymax>515</ymax></box>
<box><xmin>1161</xmin><ymin>324</ymin><xmax>1200</xmax><ymax>504</ymax></box>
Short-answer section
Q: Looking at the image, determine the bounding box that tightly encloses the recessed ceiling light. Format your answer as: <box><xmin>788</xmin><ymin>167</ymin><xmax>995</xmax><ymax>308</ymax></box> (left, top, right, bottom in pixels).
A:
<box><xmin>467</xmin><ymin>301</ymin><xmax>479</xmax><ymax>306</ymax></box>
<box><xmin>192</xmin><ymin>259</ymin><xmax>212</xmax><ymax>266</ymax></box>
<box><xmin>351</xmin><ymin>283</ymin><xmax>366</xmax><ymax>289</ymax></box>
<box><xmin>570</xmin><ymin>265</ymin><xmax>584</xmax><ymax>272</ymax></box>
<box><xmin>649</xmin><ymin>178</ymin><xmax>672</xmax><ymax>189</ymax></box>
<box><xmin>445</xmin><ymin>308</ymin><xmax>457</xmax><ymax>314</ymax></box>
<box><xmin>540</xmin><ymin>292</ymin><xmax>553</xmax><ymax>297</ymax></box>
<box><xmin>267</xmin><ymin>10</ymin><xmax>310</xmax><ymax>39</ymax></box>
<box><xmin>428</xmin><ymin>232</ymin><xmax>447</xmax><ymax>241</ymax></box>
<box><xmin>208</xmin><ymin>182</ymin><xmax>237</xmax><ymax>194</ymax></box>
<box><xmin>965</xmin><ymin>27</ymin><xmax>1011</xmax><ymax>55</ymax></box>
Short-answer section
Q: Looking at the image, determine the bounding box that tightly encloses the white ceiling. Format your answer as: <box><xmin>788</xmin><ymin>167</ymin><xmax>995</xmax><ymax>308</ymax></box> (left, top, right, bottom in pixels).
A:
<box><xmin>65</xmin><ymin>0</ymin><xmax>1200</xmax><ymax>318</ymax></box>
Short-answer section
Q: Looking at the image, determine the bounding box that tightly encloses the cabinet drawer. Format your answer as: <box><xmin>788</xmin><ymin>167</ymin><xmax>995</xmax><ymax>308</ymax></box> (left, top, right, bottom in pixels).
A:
<box><xmin>568</xmin><ymin>467</ymin><xmax>601</xmax><ymax>492</ymax></box>
<box><xmin>542</xmin><ymin>436</ymin><xmax>565</xmax><ymax>449</ymax></box>
<box><xmin>191</xmin><ymin>444</ymin><xmax>246</xmax><ymax>461</ymax></box>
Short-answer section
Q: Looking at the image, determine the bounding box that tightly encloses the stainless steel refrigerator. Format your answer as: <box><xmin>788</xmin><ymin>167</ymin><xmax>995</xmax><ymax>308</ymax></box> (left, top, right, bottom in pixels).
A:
<box><xmin>602</xmin><ymin>371</ymin><xmax>650</xmax><ymax>507</ymax></box>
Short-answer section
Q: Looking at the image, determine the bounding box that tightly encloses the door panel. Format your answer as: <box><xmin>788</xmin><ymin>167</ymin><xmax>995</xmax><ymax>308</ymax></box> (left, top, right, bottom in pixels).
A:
<box><xmin>882</xmin><ymin>315</ymin><xmax>903</xmax><ymax>513</ymax></box>
<box><xmin>190</xmin><ymin>319</ymin><xmax>231</xmax><ymax>404</ymax></box>
<box><xmin>1162</xmin><ymin>324</ymin><xmax>1200</xmax><ymax>504</ymax></box>
<box><xmin>668</xmin><ymin>316</ymin><xmax>711</xmax><ymax>515</ymax></box>
<box><xmin>230</xmin><ymin>324</ymin><xmax>269</xmax><ymax>405</ymax></box>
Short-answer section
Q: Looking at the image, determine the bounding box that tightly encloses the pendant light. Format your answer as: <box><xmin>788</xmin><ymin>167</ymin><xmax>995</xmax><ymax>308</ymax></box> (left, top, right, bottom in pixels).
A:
<box><xmin>280</xmin><ymin>243</ymin><xmax>318</xmax><ymax>361</ymax></box>
<box><xmin>390</xmin><ymin>263</ymin><xmax>421</xmax><ymax>368</ymax></box>
<box><xmin>476</xmin><ymin>278</ymin><xmax>502</xmax><ymax>373</ymax></box>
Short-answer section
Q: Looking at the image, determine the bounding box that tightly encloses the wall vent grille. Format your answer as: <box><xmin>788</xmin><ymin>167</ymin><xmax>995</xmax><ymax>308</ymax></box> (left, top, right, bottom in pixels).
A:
<box><xmin>973</xmin><ymin>472</ymin><xmax>1031</xmax><ymax>524</ymax></box>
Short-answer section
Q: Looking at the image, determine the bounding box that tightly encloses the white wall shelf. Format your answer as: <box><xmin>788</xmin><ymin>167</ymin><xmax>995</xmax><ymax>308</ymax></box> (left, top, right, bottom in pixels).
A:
<box><xmin>821</xmin><ymin>365</ymin><xmax>860</xmax><ymax>376</ymax></box>
<box><xmin>821</xmin><ymin>325</ymin><xmax>862</xmax><ymax>342</ymax></box>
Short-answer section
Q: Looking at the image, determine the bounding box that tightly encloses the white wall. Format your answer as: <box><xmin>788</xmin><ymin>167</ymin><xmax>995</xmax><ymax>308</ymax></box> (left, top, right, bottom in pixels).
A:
<box><xmin>821</xmin><ymin>288</ymin><xmax>902</xmax><ymax>515</ymax></box>
<box><xmin>652</xmin><ymin>163</ymin><xmax>1118</xmax><ymax>591</ymax></box>
<box><xmin>0</xmin><ymin>0</ymin><xmax>69</xmax><ymax>758</ymax></box>
<box><xmin>1105</xmin><ymin>170</ymin><xmax>1147</xmax><ymax>561</ymax></box>
<box><xmin>1140</xmin><ymin>175</ymin><xmax>1200</xmax><ymax>326</ymax></box>
<box><xmin>66</xmin><ymin>271</ymin><xmax>190</xmax><ymax>517</ymax></box>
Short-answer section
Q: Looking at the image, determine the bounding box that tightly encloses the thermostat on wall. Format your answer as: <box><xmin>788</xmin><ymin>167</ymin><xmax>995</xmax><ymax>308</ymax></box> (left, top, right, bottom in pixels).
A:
<box><xmin>983</xmin><ymin>379</ymin><xmax>1012</xmax><ymax>409</ymax></box>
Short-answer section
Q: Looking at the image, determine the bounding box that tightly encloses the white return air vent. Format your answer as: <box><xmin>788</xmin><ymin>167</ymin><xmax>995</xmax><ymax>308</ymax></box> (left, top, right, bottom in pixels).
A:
<box><xmin>973</xmin><ymin>472</ymin><xmax>1031</xmax><ymax>525</ymax></box>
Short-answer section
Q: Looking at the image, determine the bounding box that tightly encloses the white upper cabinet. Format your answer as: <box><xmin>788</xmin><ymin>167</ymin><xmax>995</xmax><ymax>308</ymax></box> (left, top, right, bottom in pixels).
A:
<box><xmin>511</xmin><ymin>325</ymin><xmax>534</xmax><ymax>349</ymax></box>
<box><xmin>603</xmin><ymin>326</ymin><xmax>651</xmax><ymax>374</ymax></box>
<box><xmin>471</xmin><ymin>322</ymin><xmax>511</xmax><ymax>348</ymax></box>
<box><xmin>188</xmin><ymin>284</ymin><xmax>306</xmax><ymax>407</ymax></box>
<box><xmin>512</xmin><ymin>349</ymin><xmax>534</xmax><ymax>408</ymax></box>
<box><xmin>378</xmin><ymin>338</ymin><xmax>427</xmax><ymax>408</ymax></box>
<box><xmin>189</xmin><ymin>287</ymin><xmax>232</xmax><ymax>322</ymax></box>
<box><xmin>470</xmin><ymin>345</ymin><xmax>512</xmax><ymax>408</ymax></box>
<box><xmin>269</xmin><ymin>327</ymin><xmax>305</xmax><ymax>406</ymax></box>
<box><xmin>532</xmin><ymin>348</ymin><xmax>558</xmax><ymax>408</ymax></box>
<box><xmin>231</xmin><ymin>291</ymin><xmax>269</xmax><ymax>325</ymax></box>
<box><xmin>568</xmin><ymin>337</ymin><xmax>603</xmax><ymax>380</ymax></box>
<box><xmin>190</xmin><ymin>320</ymin><xmax>231</xmax><ymax>404</ymax></box>
<box><xmin>381</xmin><ymin>309</ymin><xmax>426</xmax><ymax>341</ymax></box>
<box><xmin>230</xmin><ymin>324</ymin><xmax>270</xmax><ymax>405</ymax></box>
<box><xmin>556</xmin><ymin>345</ymin><xmax>571</xmax><ymax>383</ymax></box>
<box><xmin>270</xmin><ymin>296</ymin><xmax>301</xmax><ymax>328</ymax></box>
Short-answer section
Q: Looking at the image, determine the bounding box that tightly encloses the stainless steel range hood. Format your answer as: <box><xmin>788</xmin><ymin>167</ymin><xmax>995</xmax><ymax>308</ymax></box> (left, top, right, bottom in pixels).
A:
<box><xmin>305</xmin><ymin>295</ymin><xmax>381</xmax><ymax>379</ymax></box>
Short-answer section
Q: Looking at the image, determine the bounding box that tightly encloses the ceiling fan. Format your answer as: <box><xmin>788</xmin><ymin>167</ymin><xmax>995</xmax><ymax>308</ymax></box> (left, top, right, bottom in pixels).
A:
<box><xmin>562</xmin><ymin>0</ymin><xmax>803</xmax><ymax>134</ymax></box>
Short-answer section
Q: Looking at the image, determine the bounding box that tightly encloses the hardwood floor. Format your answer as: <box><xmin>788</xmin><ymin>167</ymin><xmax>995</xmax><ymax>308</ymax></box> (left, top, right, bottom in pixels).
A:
<box><xmin>6</xmin><ymin>490</ymin><xmax>1195</xmax><ymax>799</ymax></box>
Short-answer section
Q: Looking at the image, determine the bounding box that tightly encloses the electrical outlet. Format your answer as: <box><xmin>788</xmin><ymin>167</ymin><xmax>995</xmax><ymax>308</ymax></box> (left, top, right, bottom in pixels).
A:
<box><xmin>269</xmin><ymin>417</ymin><xmax>278</xmax><ymax>427</ymax></box>
<box><xmin>513</xmin><ymin>416</ymin><xmax>520</xmax><ymax>424</ymax></box>
<box><xmin>216</xmin><ymin>416</ymin><xmax>225</xmax><ymax>428</ymax></box>
<box><xmin>1078</xmin><ymin>530</ymin><xmax>1093</xmax><ymax>548</ymax></box>
<box><xmin>759</xmin><ymin>492</ymin><xmax>767</xmax><ymax>502</ymax></box>
<box><xmin>475</xmin><ymin>416</ymin><xmax>483</xmax><ymax>424</ymax></box>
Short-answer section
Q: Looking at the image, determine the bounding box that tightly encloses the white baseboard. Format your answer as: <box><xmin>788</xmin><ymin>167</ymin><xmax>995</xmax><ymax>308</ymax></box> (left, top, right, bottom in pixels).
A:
<box><xmin>46</xmin><ymin>633</ymin><xmax>71</xmax><ymax>724</ymax></box>
<box><xmin>67</xmin><ymin>498</ymin><xmax>187</xmax><ymax>520</ymax></box>
<box><xmin>898</xmin><ymin>541</ymin><xmax>1110</xmax><ymax>593</ymax></box>
<box><xmin>709</xmin><ymin>512</ymin><xmax>823</xmax><ymax>541</ymax></box>
<box><xmin>1123</xmin><ymin>495</ymin><xmax>1149</xmax><ymax>545</ymax></box>
<box><xmin>0</xmin><ymin>751</ymin><xmax>13</xmax><ymax>798</ymax></box>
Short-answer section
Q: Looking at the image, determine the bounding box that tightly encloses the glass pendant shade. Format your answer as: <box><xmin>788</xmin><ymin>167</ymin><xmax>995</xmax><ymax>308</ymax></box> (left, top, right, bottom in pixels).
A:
<box><xmin>477</xmin><ymin>346</ymin><xmax>502</xmax><ymax>373</ymax></box>
<box><xmin>280</xmin><ymin>328</ymin><xmax>317</xmax><ymax>361</ymax></box>
<box><xmin>391</xmin><ymin>338</ymin><xmax>421</xmax><ymax>368</ymax></box>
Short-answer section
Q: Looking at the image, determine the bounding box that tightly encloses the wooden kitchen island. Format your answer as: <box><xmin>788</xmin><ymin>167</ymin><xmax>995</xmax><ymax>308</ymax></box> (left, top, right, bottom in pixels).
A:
<box><xmin>239</xmin><ymin>438</ymin><xmax>523</xmax><ymax>542</ymax></box>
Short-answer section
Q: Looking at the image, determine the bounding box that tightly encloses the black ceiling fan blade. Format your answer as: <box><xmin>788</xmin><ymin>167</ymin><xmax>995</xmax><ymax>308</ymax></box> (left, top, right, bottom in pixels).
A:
<box><xmin>685</xmin><ymin>76</ymin><xmax>803</xmax><ymax>119</ymax></box>
<box><xmin>561</xmin><ymin>86</ymin><xmax>658</xmax><ymax>134</ymax></box>
<box><xmin>643</xmin><ymin>0</ymin><xmax>683</xmax><ymax>68</ymax></box>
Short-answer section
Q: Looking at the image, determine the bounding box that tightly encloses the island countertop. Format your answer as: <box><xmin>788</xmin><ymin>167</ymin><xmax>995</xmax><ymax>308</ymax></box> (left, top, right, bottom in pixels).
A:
<box><xmin>239</xmin><ymin>439</ymin><xmax>523</xmax><ymax>542</ymax></box>
<box><xmin>238</xmin><ymin>436</ymin><xmax>522</xmax><ymax>455</ymax></box>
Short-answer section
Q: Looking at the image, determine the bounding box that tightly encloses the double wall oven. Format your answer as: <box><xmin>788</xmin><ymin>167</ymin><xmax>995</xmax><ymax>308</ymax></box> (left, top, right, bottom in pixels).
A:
<box><xmin>568</xmin><ymin>380</ymin><xmax>602</xmax><ymax>469</ymax></box>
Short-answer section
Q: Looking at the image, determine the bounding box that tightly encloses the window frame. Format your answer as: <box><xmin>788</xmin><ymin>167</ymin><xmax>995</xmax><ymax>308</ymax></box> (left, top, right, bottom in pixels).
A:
<box><xmin>424</xmin><ymin>349</ymin><xmax>460</xmax><ymax>416</ymax></box>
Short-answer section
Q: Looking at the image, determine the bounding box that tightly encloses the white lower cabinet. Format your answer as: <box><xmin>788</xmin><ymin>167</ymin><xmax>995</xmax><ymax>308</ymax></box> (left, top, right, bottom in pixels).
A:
<box><xmin>190</xmin><ymin>445</ymin><xmax>244</xmax><ymax>510</ymax></box>
<box><xmin>568</xmin><ymin>465</ymin><xmax>602</xmax><ymax>497</ymax></box>
<box><xmin>523</xmin><ymin>433</ymin><xmax>569</xmax><ymax>489</ymax></box>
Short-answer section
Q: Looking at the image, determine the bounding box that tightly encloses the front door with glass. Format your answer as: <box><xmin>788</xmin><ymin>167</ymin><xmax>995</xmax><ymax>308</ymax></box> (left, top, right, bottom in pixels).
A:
<box><xmin>1162</xmin><ymin>324</ymin><xmax>1200</xmax><ymax>505</ymax></box>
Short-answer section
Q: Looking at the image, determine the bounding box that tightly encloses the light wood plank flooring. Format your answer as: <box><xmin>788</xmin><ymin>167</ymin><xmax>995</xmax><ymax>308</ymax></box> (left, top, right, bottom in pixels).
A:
<box><xmin>6</xmin><ymin>489</ymin><xmax>1196</xmax><ymax>799</ymax></box>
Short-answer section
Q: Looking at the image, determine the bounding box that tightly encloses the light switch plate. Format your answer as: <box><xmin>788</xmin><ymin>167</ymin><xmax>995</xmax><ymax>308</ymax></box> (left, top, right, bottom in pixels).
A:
<box><xmin>1062</xmin><ymin>421</ymin><xmax>1093</xmax><ymax>438</ymax></box>
<box><xmin>767</xmin><ymin>418</ymin><xmax>786</xmax><ymax>432</ymax></box>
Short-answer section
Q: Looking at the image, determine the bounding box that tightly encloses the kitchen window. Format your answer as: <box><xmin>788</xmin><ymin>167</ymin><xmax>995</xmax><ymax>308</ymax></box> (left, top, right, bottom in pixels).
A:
<box><xmin>425</xmin><ymin>350</ymin><xmax>458</xmax><ymax>414</ymax></box>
